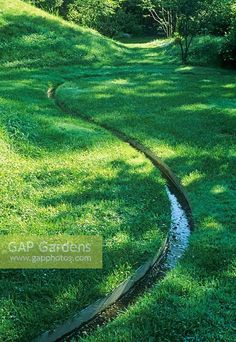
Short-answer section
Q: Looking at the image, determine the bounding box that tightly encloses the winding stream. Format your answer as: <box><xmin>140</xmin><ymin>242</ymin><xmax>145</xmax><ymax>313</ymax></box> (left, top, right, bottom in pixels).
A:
<box><xmin>33</xmin><ymin>86</ymin><xmax>193</xmax><ymax>342</ymax></box>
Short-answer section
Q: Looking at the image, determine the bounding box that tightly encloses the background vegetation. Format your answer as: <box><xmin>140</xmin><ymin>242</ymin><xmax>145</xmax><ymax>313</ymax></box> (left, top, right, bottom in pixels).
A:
<box><xmin>23</xmin><ymin>0</ymin><xmax>236</xmax><ymax>66</ymax></box>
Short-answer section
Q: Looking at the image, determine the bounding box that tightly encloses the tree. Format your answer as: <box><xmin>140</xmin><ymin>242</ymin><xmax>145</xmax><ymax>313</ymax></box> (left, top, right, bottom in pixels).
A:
<box><xmin>174</xmin><ymin>0</ymin><xmax>205</xmax><ymax>64</ymax></box>
<box><xmin>175</xmin><ymin>0</ymin><xmax>236</xmax><ymax>64</ymax></box>
<box><xmin>25</xmin><ymin>0</ymin><xmax>64</xmax><ymax>14</ymax></box>
<box><xmin>141</xmin><ymin>0</ymin><xmax>177</xmax><ymax>37</ymax></box>
<box><xmin>66</xmin><ymin>0</ymin><xmax>122</xmax><ymax>35</ymax></box>
<box><xmin>221</xmin><ymin>2</ymin><xmax>236</xmax><ymax>67</ymax></box>
<box><xmin>142</xmin><ymin>0</ymin><xmax>208</xmax><ymax>64</ymax></box>
<box><xmin>201</xmin><ymin>0</ymin><xmax>234</xmax><ymax>36</ymax></box>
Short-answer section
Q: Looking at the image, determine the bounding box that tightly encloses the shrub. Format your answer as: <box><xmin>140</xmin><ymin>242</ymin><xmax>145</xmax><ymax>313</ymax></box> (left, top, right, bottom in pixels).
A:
<box><xmin>24</xmin><ymin>0</ymin><xmax>64</xmax><ymax>15</ymax></box>
<box><xmin>220</xmin><ymin>5</ymin><xmax>236</xmax><ymax>68</ymax></box>
<box><xmin>189</xmin><ymin>35</ymin><xmax>225</xmax><ymax>67</ymax></box>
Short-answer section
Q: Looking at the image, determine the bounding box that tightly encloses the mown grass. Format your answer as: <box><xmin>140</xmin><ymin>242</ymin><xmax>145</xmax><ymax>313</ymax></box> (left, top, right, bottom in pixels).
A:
<box><xmin>0</xmin><ymin>66</ymin><xmax>169</xmax><ymax>341</ymax></box>
<box><xmin>0</xmin><ymin>2</ymin><xmax>174</xmax><ymax>340</ymax></box>
<box><xmin>57</xmin><ymin>66</ymin><xmax>236</xmax><ymax>342</ymax></box>
<box><xmin>0</xmin><ymin>0</ymin><xmax>127</xmax><ymax>68</ymax></box>
<box><xmin>0</xmin><ymin>0</ymin><xmax>223</xmax><ymax>71</ymax></box>
<box><xmin>0</xmin><ymin>67</ymin><xmax>170</xmax><ymax>341</ymax></box>
<box><xmin>0</xmin><ymin>0</ymin><xmax>235</xmax><ymax>341</ymax></box>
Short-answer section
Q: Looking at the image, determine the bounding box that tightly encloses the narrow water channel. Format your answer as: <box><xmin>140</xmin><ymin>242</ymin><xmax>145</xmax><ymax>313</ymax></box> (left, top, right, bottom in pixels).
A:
<box><xmin>165</xmin><ymin>187</ymin><xmax>191</xmax><ymax>270</ymax></box>
<box><xmin>35</xmin><ymin>88</ymin><xmax>193</xmax><ymax>342</ymax></box>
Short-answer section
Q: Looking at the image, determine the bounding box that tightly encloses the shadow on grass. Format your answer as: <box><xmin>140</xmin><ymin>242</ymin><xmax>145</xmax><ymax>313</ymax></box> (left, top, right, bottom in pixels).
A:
<box><xmin>0</xmin><ymin>31</ymin><xmax>235</xmax><ymax>339</ymax></box>
<box><xmin>0</xmin><ymin>74</ymin><xmax>117</xmax><ymax>158</ymax></box>
<box><xmin>84</xmin><ymin>219</ymin><xmax>236</xmax><ymax>341</ymax></box>
<box><xmin>0</xmin><ymin>157</ymin><xmax>169</xmax><ymax>341</ymax></box>
<box><xmin>54</xmin><ymin>68</ymin><xmax>236</xmax><ymax>341</ymax></box>
<box><xmin>0</xmin><ymin>66</ymin><xmax>172</xmax><ymax>340</ymax></box>
<box><xmin>56</xmin><ymin>68</ymin><xmax>236</xmax><ymax>176</ymax></box>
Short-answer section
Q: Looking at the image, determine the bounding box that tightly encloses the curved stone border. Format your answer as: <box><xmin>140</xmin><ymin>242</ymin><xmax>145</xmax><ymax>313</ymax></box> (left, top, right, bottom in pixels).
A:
<box><xmin>33</xmin><ymin>86</ymin><xmax>194</xmax><ymax>342</ymax></box>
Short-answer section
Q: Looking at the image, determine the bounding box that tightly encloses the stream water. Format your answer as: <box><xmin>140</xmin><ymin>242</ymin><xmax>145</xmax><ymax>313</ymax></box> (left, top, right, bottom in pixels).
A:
<box><xmin>36</xmin><ymin>91</ymin><xmax>193</xmax><ymax>342</ymax></box>
<box><xmin>165</xmin><ymin>187</ymin><xmax>191</xmax><ymax>269</ymax></box>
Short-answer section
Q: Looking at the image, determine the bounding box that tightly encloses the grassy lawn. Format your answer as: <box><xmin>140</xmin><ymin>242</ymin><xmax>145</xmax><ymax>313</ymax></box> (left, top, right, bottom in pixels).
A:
<box><xmin>0</xmin><ymin>2</ymin><xmax>173</xmax><ymax>340</ymax></box>
<box><xmin>0</xmin><ymin>0</ymin><xmax>236</xmax><ymax>341</ymax></box>
<box><xmin>56</xmin><ymin>67</ymin><xmax>236</xmax><ymax>341</ymax></box>
<box><xmin>0</xmin><ymin>67</ymin><xmax>170</xmax><ymax>341</ymax></box>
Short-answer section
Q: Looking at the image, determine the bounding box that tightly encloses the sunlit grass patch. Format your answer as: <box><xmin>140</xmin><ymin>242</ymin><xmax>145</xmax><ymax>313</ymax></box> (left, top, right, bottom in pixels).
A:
<box><xmin>57</xmin><ymin>66</ymin><xmax>236</xmax><ymax>342</ymax></box>
<box><xmin>0</xmin><ymin>68</ymin><xmax>169</xmax><ymax>341</ymax></box>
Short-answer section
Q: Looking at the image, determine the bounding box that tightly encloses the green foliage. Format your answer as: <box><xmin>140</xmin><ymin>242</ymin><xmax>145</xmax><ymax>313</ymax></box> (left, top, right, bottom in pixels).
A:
<box><xmin>0</xmin><ymin>47</ymin><xmax>170</xmax><ymax>342</ymax></box>
<box><xmin>202</xmin><ymin>0</ymin><xmax>234</xmax><ymax>35</ymax></box>
<box><xmin>188</xmin><ymin>35</ymin><xmax>225</xmax><ymax>66</ymax></box>
<box><xmin>66</xmin><ymin>0</ymin><xmax>121</xmax><ymax>36</ymax></box>
<box><xmin>66</xmin><ymin>0</ymin><xmax>149</xmax><ymax>36</ymax></box>
<box><xmin>221</xmin><ymin>4</ymin><xmax>236</xmax><ymax>67</ymax></box>
<box><xmin>22</xmin><ymin>0</ymin><xmax>236</xmax><ymax>55</ymax></box>
<box><xmin>112</xmin><ymin>0</ymin><xmax>149</xmax><ymax>36</ymax></box>
<box><xmin>24</xmin><ymin>0</ymin><xmax>64</xmax><ymax>14</ymax></box>
<box><xmin>174</xmin><ymin>0</ymin><xmax>203</xmax><ymax>63</ymax></box>
<box><xmin>141</xmin><ymin>0</ymin><xmax>178</xmax><ymax>37</ymax></box>
<box><xmin>0</xmin><ymin>0</ymin><xmax>236</xmax><ymax>340</ymax></box>
<box><xmin>22</xmin><ymin>0</ymin><xmax>148</xmax><ymax>37</ymax></box>
<box><xmin>141</xmin><ymin>0</ymin><xmax>236</xmax><ymax>65</ymax></box>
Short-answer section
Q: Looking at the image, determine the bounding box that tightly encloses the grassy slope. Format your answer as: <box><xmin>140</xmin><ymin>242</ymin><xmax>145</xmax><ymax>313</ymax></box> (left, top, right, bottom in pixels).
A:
<box><xmin>57</xmin><ymin>65</ymin><xmax>236</xmax><ymax>341</ymax></box>
<box><xmin>0</xmin><ymin>1</ymin><xmax>170</xmax><ymax>340</ymax></box>
<box><xmin>0</xmin><ymin>0</ymin><xmax>126</xmax><ymax>68</ymax></box>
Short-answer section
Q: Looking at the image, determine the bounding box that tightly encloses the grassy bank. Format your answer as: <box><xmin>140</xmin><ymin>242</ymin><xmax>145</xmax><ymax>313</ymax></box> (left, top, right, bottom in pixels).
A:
<box><xmin>0</xmin><ymin>0</ymin><xmax>126</xmax><ymax>68</ymax></box>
